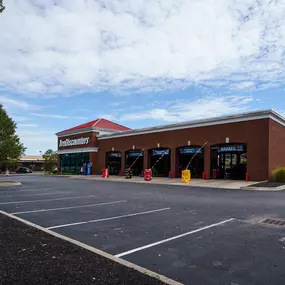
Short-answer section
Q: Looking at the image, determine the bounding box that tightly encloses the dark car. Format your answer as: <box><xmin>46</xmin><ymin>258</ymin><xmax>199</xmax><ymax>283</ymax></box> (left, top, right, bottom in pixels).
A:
<box><xmin>16</xmin><ymin>167</ymin><xmax>33</xmax><ymax>174</ymax></box>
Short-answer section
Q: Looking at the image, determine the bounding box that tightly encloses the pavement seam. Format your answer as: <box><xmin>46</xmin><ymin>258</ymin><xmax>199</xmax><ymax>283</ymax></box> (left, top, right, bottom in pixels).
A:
<box><xmin>0</xmin><ymin>210</ymin><xmax>183</xmax><ymax>285</ymax></box>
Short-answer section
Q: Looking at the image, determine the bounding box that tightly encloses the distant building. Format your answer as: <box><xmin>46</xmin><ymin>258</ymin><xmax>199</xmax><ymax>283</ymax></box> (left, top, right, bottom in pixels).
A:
<box><xmin>19</xmin><ymin>155</ymin><xmax>44</xmax><ymax>171</ymax></box>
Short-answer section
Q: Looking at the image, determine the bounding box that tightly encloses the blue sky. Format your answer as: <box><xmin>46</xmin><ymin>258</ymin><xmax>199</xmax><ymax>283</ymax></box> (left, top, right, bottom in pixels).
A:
<box><xmin>1</xmin><ymin>0</ymin><xmax>285</xmax><ymax>154</ymax></box>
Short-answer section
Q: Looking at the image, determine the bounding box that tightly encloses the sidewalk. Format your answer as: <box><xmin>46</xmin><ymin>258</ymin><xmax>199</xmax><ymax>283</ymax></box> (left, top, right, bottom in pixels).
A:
<box><xmin>65</xmin><ymin>175</ymin><xmax>256</xmax><ymax>190</ymax></box>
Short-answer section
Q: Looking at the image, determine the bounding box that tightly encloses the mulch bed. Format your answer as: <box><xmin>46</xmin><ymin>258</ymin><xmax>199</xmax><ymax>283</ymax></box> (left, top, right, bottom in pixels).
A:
<box><xmin>249</xmin><ymin>181</ymin><xmax>285</xmax><ymax>188</ymax></box>
<box><xmin>0</xmin><ymin>213</ymin><xmax>166</xmax><ymax>285</ymax></box>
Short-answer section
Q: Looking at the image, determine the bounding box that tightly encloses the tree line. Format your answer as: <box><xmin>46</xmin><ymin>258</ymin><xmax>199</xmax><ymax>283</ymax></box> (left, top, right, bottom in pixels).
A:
<box><xmin>0</xmin><ymin>105</ymin><xmax>57</xmax><ymax>174</ymax></box>
<box><xmin>0</xmin><ymin>0</ymin><xmax>5</xmax><ymax>13</ymax></box>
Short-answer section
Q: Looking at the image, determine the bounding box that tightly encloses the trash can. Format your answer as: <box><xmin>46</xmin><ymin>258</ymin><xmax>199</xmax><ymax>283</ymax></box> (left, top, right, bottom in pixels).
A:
<box><xmin>182</xmin><ymin>170</ymin><xmax>191</xmax><ymax>183</ymax></box>
<box><xmin>144</xmin><ymin>169</ymin><xmax>152</xmax><ymax>181</ymax></box>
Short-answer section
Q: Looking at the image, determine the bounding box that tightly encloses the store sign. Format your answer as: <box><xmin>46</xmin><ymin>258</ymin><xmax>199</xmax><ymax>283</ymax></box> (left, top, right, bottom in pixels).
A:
<box><xmin>128</xmin><ymin>152</ymin><xmax>144</xmax><ymax>157</ymax></box>
<box><xmin>109</xmin><ymin>153</ymin><xmax>121</xmax><ymax>158</ymax></box>
<box><xmin>59</xmin><ymin>137</ymin><xmax>90</xmax><ymax>148</ymax></box>
<box><xmin>218</xmin><ymin>145</ymin><xmax>244</xmax><ymax>153</ymax></box>
<box><xmin>153</xmin><ymin>149</ymin><xmax>169</xmax><ymax>156</ymax></box>
<box><xmin>179</xmin><ymin>147</ymin><xmax>202</xmax><ymax>154</ymax></box>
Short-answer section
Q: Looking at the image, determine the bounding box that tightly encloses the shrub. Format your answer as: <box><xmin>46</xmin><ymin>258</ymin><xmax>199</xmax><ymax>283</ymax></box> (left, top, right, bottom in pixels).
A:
<box><xmin>272</xmin><ymin>167</ymin><xmax>285</xmax><ymax>182</ymax></box>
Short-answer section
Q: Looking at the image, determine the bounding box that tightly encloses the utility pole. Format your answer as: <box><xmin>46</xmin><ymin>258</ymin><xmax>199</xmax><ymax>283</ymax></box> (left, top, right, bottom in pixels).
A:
<box><xmin>39</xmin><ymin>151</ymin><xmax>44</xmax><ymax>175</ymax></box>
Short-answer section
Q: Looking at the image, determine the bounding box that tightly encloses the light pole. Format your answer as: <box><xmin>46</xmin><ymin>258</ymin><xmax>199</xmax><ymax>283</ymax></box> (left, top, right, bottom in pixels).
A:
<box><xmin>39</xmin><ymin>151</ymin><xmax>43</xmax><ymax>175</ymax></box>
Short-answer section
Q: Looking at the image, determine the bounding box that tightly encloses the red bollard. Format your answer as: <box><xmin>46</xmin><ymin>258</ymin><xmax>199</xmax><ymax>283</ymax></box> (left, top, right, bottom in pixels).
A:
<box><xmin>206</xmin><ymin>172</ymin><xmax>209</xmax><ymax>180</ymax></box>
<box><xmin>202</xmin><ymin>172</ymin><xmax>205</xmax><ymax>180</ymax></box>
<box><xmin>102</xmin><ymin>168</ymin><xmax>109</xmax><ymax>178</ymax></box>
<box><xmin>168</xmin><ymin>170</ymin><xmax>174</xmax><ymax>179</ymax></box>
<box><xmin>246</xmin><ymin>172</ymin><xmax>249</xmax><ymax>182</ymax></box>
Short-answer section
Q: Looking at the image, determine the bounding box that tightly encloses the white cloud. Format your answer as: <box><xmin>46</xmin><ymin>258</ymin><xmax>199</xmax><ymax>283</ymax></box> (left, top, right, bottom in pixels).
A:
<box><xmin>32</xmin><ymin>113</ymin><xmax>88</xmax><ymax>120</ymax></box>
<box><xmin>230</xmin><ymin>81</ymin><xmax>255</xmax><ymax>90</ymax></box>
<box><xmin>120</xmin><ymin>95</ymin><xmax>254</xmax><ymax>122</ymax></box>
<box><xmin>17</xmin><ymin>123</ymin><xmax>38</xmax><ymax>127</ymax></box>
<box><xmin>11</xmin><ymin>115</ymin><xmax>32</xmax><ymax>122</ymax></box>
<box><xmin>110</xmin><ymin>101</ymin><xmax>126</xmax><ymax>107</ymax></box>
<box><xmin>0</xmin><ymin>95</ymin><xmax>41</xmax><ymax>111</ymax></box>
<box><xmin>16</xmin><ymin>129</ymin><xmax>57</xmax><ymax>155</ymax></box>
<box><xmin>98</xmin><ymin>114</ymin><xmax>116</xmax><ymax>121</ymax></box>
<box><xmin>1</xmin><ymin>0</ymin><xmax>285</xmax><ymax>95</ymax></box>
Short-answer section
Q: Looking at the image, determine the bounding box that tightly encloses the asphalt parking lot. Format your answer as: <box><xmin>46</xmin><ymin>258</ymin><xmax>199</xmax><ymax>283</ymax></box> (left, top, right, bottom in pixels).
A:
<box><xmin>1</xmin><ymin>175</ymin><xmax>285</xmax><ymax>284</ymax></box>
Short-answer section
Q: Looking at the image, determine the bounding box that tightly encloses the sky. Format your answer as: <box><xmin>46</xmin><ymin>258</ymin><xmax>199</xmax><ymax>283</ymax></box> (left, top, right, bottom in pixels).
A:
<box><xmin>1</xmin><ymin>0</ymin><xmax>285</xmax><ymax>155</ymax></box>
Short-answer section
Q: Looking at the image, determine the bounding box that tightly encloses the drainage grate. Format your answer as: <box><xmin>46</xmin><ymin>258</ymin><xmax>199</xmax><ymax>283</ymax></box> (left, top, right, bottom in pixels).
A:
<box><xmin>260</xmin><ymin>218</ymin><xmax>285</xmax><ymax>227</ymax></box>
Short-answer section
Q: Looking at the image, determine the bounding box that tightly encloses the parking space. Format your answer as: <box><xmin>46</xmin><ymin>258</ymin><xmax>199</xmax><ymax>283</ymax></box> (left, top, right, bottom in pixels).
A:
<box><xmin>1</xmin><ymin>175</ymin><xmax>285</xmax><ymax>284</ymax></box>
<box><xmin>124</xmin><ymin>220</ymin><xmax>285</xmax><ymax>285</ymax></box>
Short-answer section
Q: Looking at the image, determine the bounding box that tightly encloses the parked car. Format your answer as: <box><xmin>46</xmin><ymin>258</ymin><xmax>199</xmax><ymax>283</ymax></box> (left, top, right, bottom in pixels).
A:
<box><xmin>16</xmin><ymin>167</ymin><xmax>33</xmax><ymax>174</ymax></box>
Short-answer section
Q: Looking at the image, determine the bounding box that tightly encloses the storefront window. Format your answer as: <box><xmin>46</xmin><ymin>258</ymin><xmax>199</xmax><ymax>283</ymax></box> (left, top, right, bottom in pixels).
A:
<box><xmin>60</xmin><ymin>152</ymin><xmax>90</xmax><ymax>174</ymax></box>
<box><xmin>211</xmin><ymin>143</ymin><xmax>247</xmax><ymax>180</ymax></box>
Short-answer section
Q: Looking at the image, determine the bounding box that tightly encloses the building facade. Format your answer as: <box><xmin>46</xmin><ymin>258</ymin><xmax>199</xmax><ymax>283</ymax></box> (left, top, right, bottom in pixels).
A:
<box><xmin>19</xmin><ymin>155</ymin><xmax>44</xmax><ymax>171</ymax></box>
<box><xmin>56</xmin><ymin>110</ymin><xmax>285</xmax><ymax>181</ymax></box>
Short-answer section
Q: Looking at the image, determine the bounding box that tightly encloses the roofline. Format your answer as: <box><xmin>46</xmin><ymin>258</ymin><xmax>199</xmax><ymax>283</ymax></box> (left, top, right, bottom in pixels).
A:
<box><xmin>93</xmin><ymin>118</ymin><xmax>103</xmax><ymax>127</ymax></box>
<box><xmin>98</xmin><ymin>109</ymin><xmax>285</xmax><ymax>140</ymax></box>
<box><xmin>20</xmin><ymin>159</ymin><xmax>44</xmax><ymax>162</ymax></box>
<box><xmin>56</xmin><ymin>117</ymin><xmax>130</xmax><ymax>137</ymax></box>
<box><xmin>56</xmin><ymin>127</ymin><xmax>121</xmax><ymax>137</ymax></box>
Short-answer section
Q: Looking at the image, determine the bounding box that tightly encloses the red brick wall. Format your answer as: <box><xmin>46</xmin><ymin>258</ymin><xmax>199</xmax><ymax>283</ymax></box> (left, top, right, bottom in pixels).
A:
<box><xmin>96</xmin><ymin>119</ymin><xmax>270</xmax><ymax>181</ymax></box>
<box><xmin>268</xmin><ymin>120</ymin><xmax>285</xmax><ymax>178</ymax></box>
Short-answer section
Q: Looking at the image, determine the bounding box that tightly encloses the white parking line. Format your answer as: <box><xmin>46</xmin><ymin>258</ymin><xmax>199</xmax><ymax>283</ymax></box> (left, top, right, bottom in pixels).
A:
<box><xmin>47</xmin><ymin>207</ymin><xmax>170</xmax><ymax>230</ymax></box>
<box><xmin>0</xmin><ymin>189</ymin><xmax>52</xmax><ymax>193</ymax></box>
<box><xmin>0</xmin><ymin>195</ymin><xmax>96</xmax><ymax>205</ymax></box>
<box><xmin>12</xmin><ymin>200</ymin><xmax>127</xmax><ymax>215</ymax></box>
<box><xmin>115</xmin><ymin>218</ymin><xmax>235</xmax><ymax>258</ymax></box>
<box><xmin>0</xmin><ymin>210</ymin><xmax>182</xmax><ymax>285</ymax></box>
<box><xmin>1</xmin><ymin>192</ymin><xmax>68</xmax><ymax>198</ymax></box>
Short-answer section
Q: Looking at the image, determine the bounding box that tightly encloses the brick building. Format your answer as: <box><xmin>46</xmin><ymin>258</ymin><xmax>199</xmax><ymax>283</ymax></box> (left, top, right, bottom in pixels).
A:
<box><xmin>56</xmin><ymin>110</ymin><xmax>285</xmax><ymax>181</ymax></box>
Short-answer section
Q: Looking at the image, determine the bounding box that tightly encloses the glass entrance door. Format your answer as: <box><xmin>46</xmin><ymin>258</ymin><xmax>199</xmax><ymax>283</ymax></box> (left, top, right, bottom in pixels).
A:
<box><xmin>211</xmin><ymin>144</ymin><xmax>247</xmax><ymax>180</ymax></box>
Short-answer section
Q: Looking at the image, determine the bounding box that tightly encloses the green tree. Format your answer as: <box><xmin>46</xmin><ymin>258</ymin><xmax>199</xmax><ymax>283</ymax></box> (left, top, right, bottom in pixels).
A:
<box><xmin>43</xmin><ymin>149</ymin><xmax>57</xmax><ymax>173</ymax></box>
<box><xmin>0</xmin><ymin>105</ymin><xmax>26</xmax><ymax>174</ymax></box>
<box><xmin>0</xmin><ymin>0</ymin><xmax>5</xmax><ymax>13</ymax></box>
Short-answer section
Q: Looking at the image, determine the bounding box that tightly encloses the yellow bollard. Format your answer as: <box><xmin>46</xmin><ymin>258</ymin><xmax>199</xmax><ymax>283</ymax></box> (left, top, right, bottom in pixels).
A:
<box><xmin>182</xmin><ymin>170</ymin><xmax>191</xmax><ymax>183</ymax></box>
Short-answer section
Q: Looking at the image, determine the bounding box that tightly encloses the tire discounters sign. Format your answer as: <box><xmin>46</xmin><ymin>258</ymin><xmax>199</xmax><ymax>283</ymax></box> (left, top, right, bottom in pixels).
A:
<box><xmin>59</xmin><ymin>137</ymin><xmax>90</xmax><ymax>148</ymax></box>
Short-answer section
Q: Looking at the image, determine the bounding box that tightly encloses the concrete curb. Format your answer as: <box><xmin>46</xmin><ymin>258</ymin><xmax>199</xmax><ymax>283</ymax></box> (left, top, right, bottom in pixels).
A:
<box><xmin>240</xmin><ymin>185</ymin><xmax>285</xmax><ymax>191</ymax></box>
<box><xmin>64</xmin><ymin>176</ymin><xmax>265</xmax><ymax>191</ymax></box>
<box><xmin>0</xmin><ymin>182</ymin><xmax>22</xmax><ymax>187</ymax></box>
<box><xmin>0</xmin><ymin>210</ymin><xmax>182</xmax><ymax>285</ymax></box>
<box><xmin>51</xmin><ymin>175</ymin><xmax>280</xmax><ymax>191</ymax></box>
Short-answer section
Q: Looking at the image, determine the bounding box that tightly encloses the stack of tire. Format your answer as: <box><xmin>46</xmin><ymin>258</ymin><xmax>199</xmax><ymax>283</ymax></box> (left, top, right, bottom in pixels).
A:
<box><xmin>125</xmin><ymin>168</ymin><xmax>132</xmax><ymax>179</ymax></box>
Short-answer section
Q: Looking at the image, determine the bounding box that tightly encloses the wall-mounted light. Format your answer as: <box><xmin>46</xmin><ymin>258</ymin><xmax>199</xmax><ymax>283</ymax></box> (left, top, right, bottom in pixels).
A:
<box><xmin>157</xmin><ymin>143</ymin><xmax>160</xmax><ymax>148</ymax></box>
<box><xmin>188</xmin><ymin>141</ymin><xmax>191</xmax><ymax>146</ymax></box>
<box><xmin>112</xmin><ymin>146</ymin><xmax>114</xmax><ymax>151</ymax></box>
